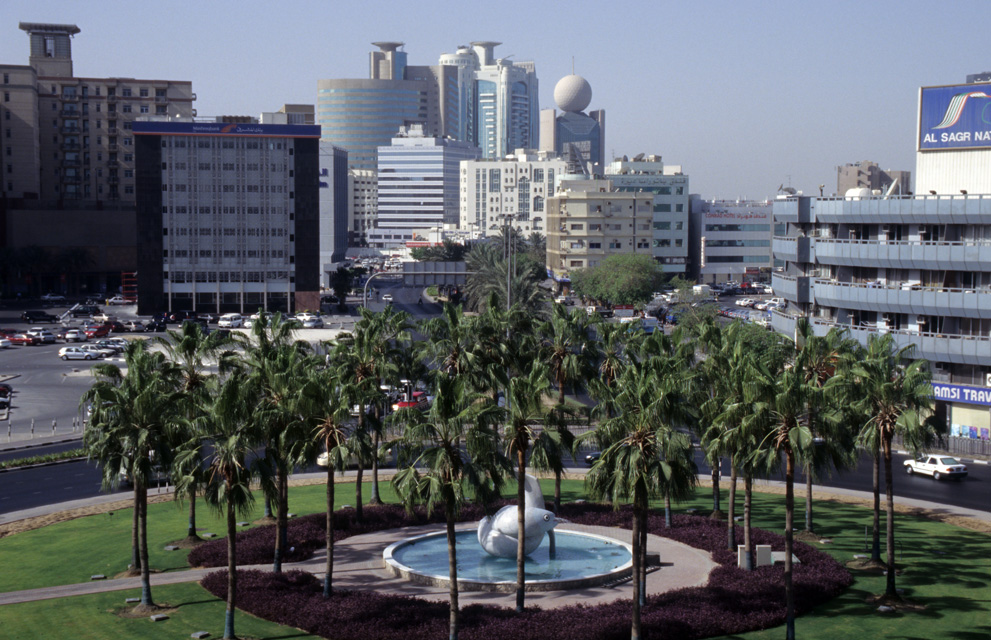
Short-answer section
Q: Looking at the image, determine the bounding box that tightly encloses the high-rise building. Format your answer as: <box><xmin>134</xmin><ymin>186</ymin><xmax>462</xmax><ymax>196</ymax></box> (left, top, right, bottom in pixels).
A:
<box><xmin>836</xmin><ymin>160</ymin><xmax>911</xmax><ymax>196</ymax></box>
<box><xmin>604</xmin><ymin>156</ymin><xmax>690</xmax><ymax>276</ymax></box>
<box><xmin>376</xmin><ymin>124</ymin><xmax>480</xmax><ymax>233</ymax></box>
<box><xmin>467</xmin><ymin>42</ymin><xmax>539</xmax><ymax>159</ymax></box>
<box><xmin>771</xmin><ymin>75</ymin><xmax>991</xmax><ymax>454</ymax></box>
<box><xmin>545</xmin><ymin>179</ymin><xmax>653</xmax><ymax>274</ymax></box>
<box><xmin>319</xmin><ymin>143</ymin><xmax>349</xmax><ymax>285</ymax></box>
<box><xmin>688</xmin><ymin>198</ymin><xmax>775</xmax><ymax>284</ymax></box>
<box><xmin>539</xmin><ymin>74</ymin><xmax>605</xmax><ymax>174</ymax></box>
<box><xmin>1</xmin><ymin>22</ymin><xmax>195</xmax><ymax>202</ymax></box>
<box><xmin>317</xmin><ymin>43</ymin><xmax>460</xmax><ymax>172</ymax></box>
<box><xmin>460</xmin><ymin>149</ymin><xmax>565</xmax><ymax>237</ymax></box>
<box><xmin>348</xmin><ymin>168</ymin><xmax>378</xmax><ymax>246</ymax></box>
<box><xmin>134</xmin><ymin>119</ymin><xmax>321</xmax><ymax>315</ymax></box>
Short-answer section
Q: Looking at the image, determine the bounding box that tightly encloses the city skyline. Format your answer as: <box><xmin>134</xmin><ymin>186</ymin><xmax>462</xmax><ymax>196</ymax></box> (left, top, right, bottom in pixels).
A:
<box><xmin>2</xmin><ymin>0</ymin><xmax>988</xmax><ymax>200</ymax></box>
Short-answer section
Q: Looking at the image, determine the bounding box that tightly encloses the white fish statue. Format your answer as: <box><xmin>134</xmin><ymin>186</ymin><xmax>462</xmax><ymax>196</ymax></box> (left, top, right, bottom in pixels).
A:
<box><xmin>478</xmin><ymin>474</ymin><xmax>558</xmax><ymax>558</ymax></box>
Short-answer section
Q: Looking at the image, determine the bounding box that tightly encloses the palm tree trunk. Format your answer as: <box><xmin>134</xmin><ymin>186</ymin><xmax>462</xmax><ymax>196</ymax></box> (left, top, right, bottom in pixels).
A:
<box><xmin>710</xmin><ymin>457</ymin><xmax>721</xmax><ymax>515</ymax></box>
<box><xmin>370</xmin><ymin>422</ymin><xmax>382</xmax><ymax>505</ymax></box>
<box><xmin>137</xmin><ymin>481</ymin><xmax>154</xmax><ymax>607</ymax></box>
<box><xmin>273</xmin><ymin>466</ymin><xmax>287</xmax><ymax>573</ymax></box>
<box><xmin>785</xmin><ymin>447</ymin><xmax>796</xmax><ymax>640</ymax></box>
<box><xmin>264</xmin><ymin>496</ymin><xmax>273</xmax><ymax>519</ymax></box>
<box><xmin>355</xmin><ymin>410</ymin><xmax>365</xmax><ymax>522</ymax></box>
<box><xmin>804</xmin><ymin>464</ymin><xmax>814</xmax><ymax>533</ymax></box>
<box><xmin>727</xmin><ymin>455</ymin><xmax>738</xmax><ymax>551</ymax></box>
<box><xmin>187</xmin><ymin>490</ymin><xmax>198</xmax><ymax>539</ymax></box>
<box><xmin>871</xmin><ymin>446</ymin><xmax>882</xmax><ymax>563</ymax></box>
<box><xmin>224</xmin><ymin>492</ymin><xmax>237</xmax><ymax>639</ymax></box>
<box><xmin>131</xmin><ymin>491</ymin><xmax>140</xmax><ymax>572</ymax></box>
<box><xmin>883</xmin><ymin>435</ymin><xmax>898</xmax><ymax>598</ymax></box>
<box><xmin>446</xmin><ymin>509</ymin><xmax>460</xmax><ymax>640</ymax></box>
<box><xmin>631</xmin><ymin>495</ymin><xmax>643</xmax><ymax>640</ymax></box>
<box><xmin>639</xmin><ymin>508</ymin><xmax>647</xmax><ymax>609</ymax></box>
<box><xmin>324</xmin><ymin>455</ymin><xmax>335</xmax><ymax>597</ymax></box>
<box><xmin>743</xmin><ymin>474</ymin><xmax>754</xmax><ymax>571</ymax></box>
<box><xmin>664</xmin><ymin>490</ymin><xmax>672</xmax><ymax>528</ymax></box>
<box><xmin>515</xmin><ymin>448</ymin><xmax>527</xmax><ymax>613</ymax></box>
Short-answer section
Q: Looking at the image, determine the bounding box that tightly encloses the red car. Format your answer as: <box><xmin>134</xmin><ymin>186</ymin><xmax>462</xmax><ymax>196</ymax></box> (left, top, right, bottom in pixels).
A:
<box><xmin>84</xmin><ymin>325</ymin><xmax>110</xmax><ymax>338</ymax></box>
<box><xmin>9</xmin><ymin>333</ymin><xmax>41</xmax><ymax>345</ymax></box>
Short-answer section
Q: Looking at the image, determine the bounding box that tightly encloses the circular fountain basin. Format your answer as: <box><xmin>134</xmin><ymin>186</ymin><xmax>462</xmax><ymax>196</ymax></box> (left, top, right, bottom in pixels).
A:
<box><xmin>383</xmin><ymin>528</ymin><xmax>633</xmax><ymax>592</ymax></box>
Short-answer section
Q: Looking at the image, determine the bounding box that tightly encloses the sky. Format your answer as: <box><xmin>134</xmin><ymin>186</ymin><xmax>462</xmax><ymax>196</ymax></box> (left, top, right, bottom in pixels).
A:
<box><xmin>3</xmin><ymin>0</ymin><xmax>988</xmax><ymax>200</ymax></box>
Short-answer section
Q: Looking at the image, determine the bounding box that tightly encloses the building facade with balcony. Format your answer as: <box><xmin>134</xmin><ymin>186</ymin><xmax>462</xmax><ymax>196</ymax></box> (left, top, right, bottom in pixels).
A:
<box><xmin>771</xmin><ymin>77</ymin><xmax>991</xmax><ymax>452</ymax></box>
<box><xmin>545</xmin><ymin>179</ymin><xmax>653</xmax><ymax>275</ymax></box>
<box><xmin>2</xmin><ymin>22</ymin><xmax>194</xmax><ymax>203</ymax></box>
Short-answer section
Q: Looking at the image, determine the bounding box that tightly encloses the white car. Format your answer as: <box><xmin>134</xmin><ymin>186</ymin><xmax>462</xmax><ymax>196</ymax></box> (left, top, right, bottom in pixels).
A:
<box><xmin>27</xmin><ymin>327</ymin><xmax>57</xmax><ymax>343</ymax></box>
<box><xmin>295</xmin><ymin>312</ymin><xmax>319</xmax><ymax>322</ymax></box>
<box><xmin>41</xmin><ymin>293</ymin><xmax>66</xmax><ymax>303</ymax></box>
<box><xmin>59</xmin><ymin>346</ymin><xmax>96</xmax><ymax>361</ymax></box>
<box><xmin>904</xmin><ymin>455</ymin><xmax>968</xmax><ymax>480</ymax></box>
<box><xmin>736</xmin><ymin>298</ymin><xmax>755</xmax><ymax>307</ymax></box>
<box><xmin>63</xmin><ymin>329</ymin><xmax>88</xmax><ymax>342</ymax></box>
<box><xmin>105</xmin><ymin>295</ymin><xmax>128</xmax><ymax>305</ymax></box>
<box><xmin>301</xmin><ymin>317</ymin><xmax>324</xmax><ymax>329</ymax></box>
<box><xmin>80</xmin><ymin>344</ymin><xmax>115</xmax><ymax>358</ymax></box>
<box><xmin>91</xmin><ymin>312</ymin><xmax>117</xmax><ymax>323</ymax></box>
<box><xmin>218</xmin><ymin>313</ymin><xmax>244</xmax><ymax>328</ymax></box>
<box><xmin>381</xmin><ymin>293</ymin><xmax>394</xmax><ymax>303</ymax></box>
<box><xmin>0</xmin><ymin>338</ymin><xmax>11</xmax><ymax>349</ymax></box>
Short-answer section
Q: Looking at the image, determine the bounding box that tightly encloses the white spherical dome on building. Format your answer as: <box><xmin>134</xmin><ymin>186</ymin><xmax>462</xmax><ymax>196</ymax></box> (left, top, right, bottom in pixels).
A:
<box><xmin>554</xmin><ymin>74</ymin><xmax>592</xmax><ymax>113</ymax></box>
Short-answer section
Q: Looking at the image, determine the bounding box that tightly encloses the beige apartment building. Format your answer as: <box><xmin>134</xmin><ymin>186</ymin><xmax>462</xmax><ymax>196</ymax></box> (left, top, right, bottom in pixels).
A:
<box><xmin>1</xmin><ymin>22</ymin><xmax>194</xmax><ymax>202</ymax></box>
<box><xmin>545</xmin><ymin>179</ymin><xmax>653</xmax><ymax>274</ymax></box>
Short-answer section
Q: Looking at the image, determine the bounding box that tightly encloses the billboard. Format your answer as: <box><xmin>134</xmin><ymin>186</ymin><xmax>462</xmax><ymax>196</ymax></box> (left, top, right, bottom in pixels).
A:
<box><xmin>918</xmin><ymin>84</ymin><xmax>991</xmax><ymax>151</ymax></box>
<box><xmin>931</xmin><ymin>382</ymin><xmax>991</xmax><ymax>406</ymax></box>
<box><xmin>133</xmin><ymin>121</ymin><xmax>321</xmax><ymax>138</ymax></box>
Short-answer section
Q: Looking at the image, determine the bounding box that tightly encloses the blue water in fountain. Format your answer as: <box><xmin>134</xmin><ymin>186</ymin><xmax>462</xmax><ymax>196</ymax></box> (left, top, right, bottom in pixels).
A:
<box><xmin>390</xmin><ymin>530</ymin><xmax>632</xmax><ymax>583</ymax></box>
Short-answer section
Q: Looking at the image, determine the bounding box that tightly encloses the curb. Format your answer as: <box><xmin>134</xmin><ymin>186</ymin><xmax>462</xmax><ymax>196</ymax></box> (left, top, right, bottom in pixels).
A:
<box><xmin>0</xmin><ymin>456</ymin><xmax>86</xmax><ymax>473</ymax></box>
<box><xmin>0</xmin><ymin>435</ymin><xmax>83</xmax><ymax>454</ymax></box>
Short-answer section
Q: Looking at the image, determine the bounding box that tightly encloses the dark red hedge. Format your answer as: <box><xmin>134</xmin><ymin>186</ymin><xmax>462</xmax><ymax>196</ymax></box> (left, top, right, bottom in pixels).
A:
<box><xmin>198</xmin><ymin>502</ymin><xmax>852</xmax><ymax>640</ymax></box>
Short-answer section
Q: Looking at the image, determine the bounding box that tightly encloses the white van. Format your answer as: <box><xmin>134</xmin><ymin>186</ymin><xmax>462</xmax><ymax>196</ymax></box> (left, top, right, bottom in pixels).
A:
<box><xmin>218</xmin><ymin>313</ymin><xmax>243</xmax><ymax>328</ymax></box>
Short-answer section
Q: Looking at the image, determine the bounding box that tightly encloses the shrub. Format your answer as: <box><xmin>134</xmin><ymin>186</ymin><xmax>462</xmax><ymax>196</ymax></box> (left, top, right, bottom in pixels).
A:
<box><xmin>198</xmin><ymin>502</ymin><xmax>852</xmax><ymax>639</ymax></box>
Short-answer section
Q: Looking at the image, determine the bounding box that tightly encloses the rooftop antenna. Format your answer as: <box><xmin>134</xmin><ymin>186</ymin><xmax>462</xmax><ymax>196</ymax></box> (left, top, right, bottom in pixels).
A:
<box><xmin>572</xmin><ymin>56</ymin><xmax>575</xmax><ymax>74</ymax></box>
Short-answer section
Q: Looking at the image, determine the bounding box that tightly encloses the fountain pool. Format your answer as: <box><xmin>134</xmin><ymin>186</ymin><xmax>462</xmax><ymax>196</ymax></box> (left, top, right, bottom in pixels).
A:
<box><xmin>383</xmin><ymin>528</ymin><xmax>633</xmax><ymax>592</ymax></box>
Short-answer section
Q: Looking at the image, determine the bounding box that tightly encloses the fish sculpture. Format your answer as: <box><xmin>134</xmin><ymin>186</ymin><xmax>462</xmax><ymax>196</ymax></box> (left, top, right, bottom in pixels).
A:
<box><xmin>478</xmin><ymin>474</ymin><xmax>558</xmax><ymax>557</ymax></box>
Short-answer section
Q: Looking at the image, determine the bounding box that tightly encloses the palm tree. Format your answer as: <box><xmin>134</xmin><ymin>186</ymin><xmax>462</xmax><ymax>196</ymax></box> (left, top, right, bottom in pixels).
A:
<box><xmin>242</xmin><ymin>312</ymin><xmax>309</xmax><ymax>573</ymax></box>
<box><xmin>392</xmin><ymin>372</ymin><xmax>506</xmax><ymax>640</ymax></box>
<box><xmin>792</xmin><ymin>320</ymin><xmax>858</xmax><ymax>535</ymax></box>
<box><xmin>585</xmin><ymin>347</ymin><xmax>693</xmax><ymax>640</ymax></box>
<box><xmin>843</xmin><ymin>334</ymin><xmax>940</xmax><ymax>600</ymax></box>
<box><xmin>81</xmin><ymin>341</ymin><xmax>180</xmax><ymax>611</ymax></box>
<box><xmin>420</xmin><ymin>303</ymin><xmax>485</xmax><ymax>384</ymax></box>
<box><xmin>503</xmin><ymin>360</ymin><xmax>553</xmax><ymax>613</ymax></box>
<box><xmin>367</xmin><ymin>306</ymin><xmax>412</xmax><ymax>505</ymax></box>
<box><xmin>300</xmin><ymin>355</ymin><xmax>354</xmax><ymax>597</ymax></box>
<box><xmin>176</xmin><ymin>375</ymin><xmax>270</xmax><ymax>640</ymax></box>
<box><xmin>158</xmin><ymin>322</ymin><xmax>240</xmax><ymax>542</ymax></box>
<box><xmin>742</xmin><ymin>356</ymin><xmax>812</xmax><ymax>640</ymax></box>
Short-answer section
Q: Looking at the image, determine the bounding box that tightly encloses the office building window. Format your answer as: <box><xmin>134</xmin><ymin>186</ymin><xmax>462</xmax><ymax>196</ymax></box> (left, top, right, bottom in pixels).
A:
<box><xmin>3</xmin><ymin>92</ymin><xmax>8</xmax><ymax>102</ymax></box>
<box><xmin>140</xmin><ymin>105</ymin><xmax>149</xmax><ymax>113</ymax></box>
<box><xmin>140</xmin><ymin>88</ymin><xmax>149</xmax><ymax>97</ymax></box>
<box><xmin>122</xmin><ymin>88</ymin><xmax>132</xmax><ymax>97</ymax></box>
<box><xmin>122</xmin><ymin>104</ymin><xmax>132</xmax><ymax>113</ymax></box>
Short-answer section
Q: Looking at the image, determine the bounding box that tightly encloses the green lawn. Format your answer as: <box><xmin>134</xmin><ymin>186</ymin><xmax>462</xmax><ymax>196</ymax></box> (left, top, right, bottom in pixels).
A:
<box><xmin>0</xmin><ymin>478</ymin><xmax>988</xmax><ymax>640</ymax></box>
<box><xmin>0</xmin><ymin>582</ymin><xmax>320</xmax><ymax>640</ymax></box>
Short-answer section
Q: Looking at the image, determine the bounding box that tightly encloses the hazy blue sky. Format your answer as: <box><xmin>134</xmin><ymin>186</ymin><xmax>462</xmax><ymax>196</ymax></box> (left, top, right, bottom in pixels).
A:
<box><xmin>3</xmin><ymin>0</ymin><xmax>987</xmax><ymax>199</ymax></box>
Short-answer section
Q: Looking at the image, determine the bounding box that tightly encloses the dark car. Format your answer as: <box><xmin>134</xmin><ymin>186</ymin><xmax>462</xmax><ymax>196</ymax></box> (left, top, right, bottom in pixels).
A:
<box><xmin>21</xmin><ymin>310</ymin><xmax>59</xmax><ymax>324</ymax></box>
<box><xmin>168</xmin><ymin>310</ymin><xmax>197</xmax><ymax>323</ymax></box>
<box><xmin>195</xmin><ymin>312</ymin><xmax>217</xmax><ymax>323</ymax></box>
<box><xmin>584</xmin><ymin>452</ymin><xmax>601</xmax><ymax>466</ymax></box>
<box><xmin>70</xmin><ymin>305</ymin><xmax>101</xmax><ymax>318</ymax></box>
<box><xmin>144</xmin><ymin>320</ymin><xmax>167</xmax><ymax>332</ymax></box>
<box><xmin>106</xmin><ymin>321</ymin><xmax>127</xmax><ymax>333</ymax></box>
<box><xmin>0</xmin><ymin>383</ymin><xmax>12</xmax><ymax>408</ymax></box>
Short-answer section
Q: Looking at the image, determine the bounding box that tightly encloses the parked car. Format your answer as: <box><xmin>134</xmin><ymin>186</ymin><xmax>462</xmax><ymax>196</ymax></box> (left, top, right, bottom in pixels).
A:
<box><xmin>26</xmin><ymin>327</ymin><xmax>57</xmax><ymax>343</ymax></box>
<box><xmin>21</xmin><ymin>310</ymin><xmax>59</xmax><ymax>324</ymax></box>
<box><xmin>218</xmin><ymin>313</ymin><xmax>243</xmax><ymax>328</ymax></box>
<box><xmin>144</xmin><ymin>320</ymin><xmax>167</xmax><ymax>333</ymax></box>
<box><xmin>80</xmin><ymin>344</ymin><xmax>115</xmax><ymax>358</ymax></box>
<box><xmin>381</xmin><ymin>293</ymin><xmax>394</xmax><ymax>303</ymax></box>
<box><xmin>59</xmin><ymin>346</ymin><xmax>96</xmax><ymax>361</ymax></box>
<box><xmin>584</xmin><ymin>452</ymin><xmax>601</xmax><ymax>466</ymax></box>
<box><xmin>168</xmin><ymin>310</ymin><xmax>198</xmax><ymax>323</ymax></box>
<box><xmin>94</xmin><ymin>339</ymin><xmax>125</xmax><ymax>354</ymax></box>
<box><xmin>122</xmin><ymin>320</ymin><xmax>146</xmax><ymax>332</ymax></box>
<box><xmin>62</xmin><ymin>328</ymin><xmax>88</xmax><ymax>342</ymax></box>
<box><xmin>84</xmin><ymin>324</ymin><xmax>110</xmax><ymax>339</ymax></box>
<box><xmin>69</xmin><ymin>305</ymin><xmax>101</xmax><ymax>318</ymax></box>
<box><xmin>9</xmin><ymin>333</ymin><xmax>40</xmax><ymax>345</ymax></box>
<box><xmin>736</xmin><ymin>298</ymin><xmax>755</xmax><ymax>308</ymax></box>
<box><xmin>106</xmin><ymin>337</ymin><xmax>129</xmax><ymax>349</ymax></box>
<box><xmin>91</xmin><ymin>312</ymin><xmax>117</xmax><ymax>324</ymax></box>
<box><xmin>41</xmin><ymin>293</ymin><xmax>66</xmax><ymax>303</ymax></box>
<box><xmin>301</xmin><ymin>317</ymin><xmax>324</xmax><ymax>329</ymax></box>
<box><xmin>295</xmin><ymin>311</ymin><xmax>319</xmax><ymax>322</ymax></box>
<box><xmin>0</xmin><ymin>338</ymin><xmax>10</xmax><ymax>349</ymax></box>
<box><xmin>904</xmin><ymin>455</ymin><xmax>968</xmax><ymax>480</ymax></box>
<box><xmin>0</xmin><ymin>383</ymin><xmax>11</xmax><ymax>407</ymax></box>
<box><xmin>195</xmin><ymin>312</ymin><xmax>217</xmax><ymax>324</ymax></box>
<box><xmin>105</xmin><ymin>295</ymin><xmax>128</xmax><ymax>305</ymax></box>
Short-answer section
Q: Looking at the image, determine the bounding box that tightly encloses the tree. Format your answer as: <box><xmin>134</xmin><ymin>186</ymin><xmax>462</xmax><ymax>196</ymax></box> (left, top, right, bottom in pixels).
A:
<box><xmin>242</xmin><ymin>312</ymin><xmax>309</xmax><ymax>573</ymax></box>
<box><xmin>842</xmin><ymin>334</ymin><xmax>941</xmax><ymax>600</ymax></box>
<box><xmin>502</xmin><ymin>360</ymin><xmax>553</xmax><ymax>613</ymax></box>
<box><xmin>176</xmin><ymin>375</ymin><xmax>269</xmax><ymax>640</ymax></box>
<box><xmin>569</xmin><ymin>253</ymin><xmax>664</xmax><ymax>306</ymax></box>
<box><xmin>741</xmin><ymin>355</ymin><xmax>810</xmax><ymax>640</ymax></box>
<box><xmin>82</xmin><ymin>341</ymin><xmax>180</xmax><ymax>611</ymax></box>
<box><xmin>585</xmin><ymin>339</ymin><xmax>694</xmax><ymax>640</ymax></box>
<box><xmin>410</xmin><ymin>238</ymin><xmax>469</xmax><ymax>262</ymax></box>
<box><xmin>329</xmin><ymin>267</ymin><xmax>356</xmax><ymax>312</ymax></box>
<box><xmin>392</xmin><ymin>372</ymin><xmax>505</xmax><ymax>640</ymax></box>
<box><xmin>300</xmin><ymin>355</ymin><xmax>354</xmax><ymax>597</ymax></box>
<box><xmin>464</xmin><ymin>241</ymin><xmax>548</xmax><ymax>315</ymax></box>
<box><xmin>158</xmin><ymin>322</ymin><xmax>240</xmax><ymax>542</ymax></box>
